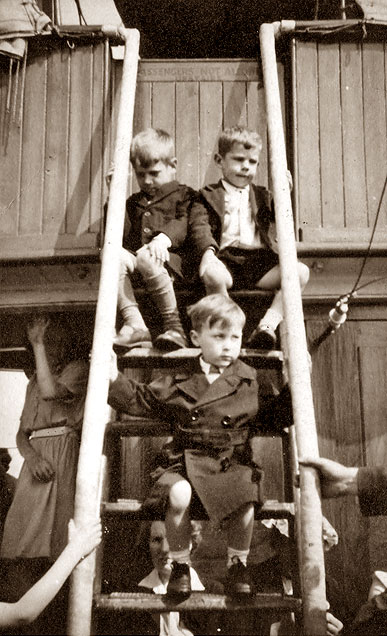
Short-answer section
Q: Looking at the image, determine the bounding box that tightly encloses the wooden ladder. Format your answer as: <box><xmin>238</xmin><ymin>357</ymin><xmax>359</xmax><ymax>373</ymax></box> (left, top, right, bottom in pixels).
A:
<box><xmin>93</xmin><ymin>343</ymin><xmax>304</xmax><ymax>636</ymax></box>
<box><xmin>67</xmin><ymin>22</ymin><xmax>328</xmax><ymax>636</ymax></box>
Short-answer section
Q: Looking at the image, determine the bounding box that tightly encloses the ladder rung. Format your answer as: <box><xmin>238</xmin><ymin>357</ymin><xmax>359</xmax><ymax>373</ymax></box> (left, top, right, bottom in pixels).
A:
<box><xmin>95</xmin><ymin>591</ymin><xmax>301</xmax><ymax>613</ymax></box>
<box><xmin>101</xmin><ymin>499</ymin><xmax>294</xmax><ymax>520</ymax></box>
<box><xmin>117</xmin><ymin>347</ymin><xmax>283</xmax><ymax>369</ymax></box>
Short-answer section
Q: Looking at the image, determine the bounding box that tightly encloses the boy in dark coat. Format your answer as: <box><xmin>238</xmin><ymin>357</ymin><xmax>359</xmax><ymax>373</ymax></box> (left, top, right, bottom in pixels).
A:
<box><xmin>188</xmin><ymin>125</ymin><xmax>309</xmax><ymax>350</ymax></box>
<box><xmin>108</xmin><ymin>294</ymin><xmax>292</xmax><ymax>598</ymax></box>
<box><xmin>113</xmin><ymin>128</ymin><xmax>196</xmax><ymax>352</ymax></box>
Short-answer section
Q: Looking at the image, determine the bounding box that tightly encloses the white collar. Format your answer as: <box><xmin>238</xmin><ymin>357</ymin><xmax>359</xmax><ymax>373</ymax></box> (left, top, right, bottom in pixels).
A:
<box><xmin>221</xmin><ymin>178</ymin><xmax>249</xmax><ymax>194</ymax></box>
<box><xmin>199</xmin><ymin>356</ymin><xmax>224</xmax><ymax>375</ymax></box>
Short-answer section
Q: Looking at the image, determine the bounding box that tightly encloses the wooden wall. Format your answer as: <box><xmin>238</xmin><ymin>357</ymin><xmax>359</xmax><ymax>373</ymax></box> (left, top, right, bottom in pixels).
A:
<box><xmin>292</xmin><ymin>38</ymin><xmax>387</xmax><ymax>249</ymax></box>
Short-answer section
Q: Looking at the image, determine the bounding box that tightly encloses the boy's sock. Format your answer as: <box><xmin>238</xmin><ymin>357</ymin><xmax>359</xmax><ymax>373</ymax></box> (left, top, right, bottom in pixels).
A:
<box><xmin>259</xmin><ymin>307</ymin><xmax>283</xmax><ymax>331</ymax></box>
<box><xmin>227</xmin><ymin>547</ymin><xmax>249</xmax><ymax>568</ymax></box>
<box><xmin>169</xmin><ymin>548</ymin><xmax>192</xmax><ymax>566</ymax></box>
<box><xmin>120</xmin><ymin>305</ymin><xmax>148</xmax><ymax>331</ymax></box>
<box><xmin>145</xmin><ymin>271</ymin><xmax>184</xmax><ymax>332</ymax></box>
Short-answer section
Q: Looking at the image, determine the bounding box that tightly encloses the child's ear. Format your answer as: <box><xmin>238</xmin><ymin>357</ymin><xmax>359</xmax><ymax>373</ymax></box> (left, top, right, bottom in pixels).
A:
<box><xmin>170</xmin><ymin>157</ymin><xmax>177</xmax><ymax>169</ymax></box>
<box><xmin>214</xmin><ymin>153</ymin><xmax>223</xmax><ymax>167</ymax></box>
<box><xmin>190</xmin><ymin>330</ymin><xmax>200</xmax><ymax>347</ymax></box>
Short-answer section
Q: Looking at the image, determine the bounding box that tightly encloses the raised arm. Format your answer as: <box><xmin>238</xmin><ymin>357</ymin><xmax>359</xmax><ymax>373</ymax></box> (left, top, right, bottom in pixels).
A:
<box><xmin>0</xmin><ymin>519</ymin><xmax>101</xmax><ymax>628</ymax></box>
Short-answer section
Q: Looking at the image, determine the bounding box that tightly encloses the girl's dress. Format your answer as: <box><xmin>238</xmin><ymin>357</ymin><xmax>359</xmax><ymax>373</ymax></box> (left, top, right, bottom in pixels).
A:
<box><xmin>0</xmin><ymin>360</ymin><xmax>89</xmax><ymax>560</ymax></box>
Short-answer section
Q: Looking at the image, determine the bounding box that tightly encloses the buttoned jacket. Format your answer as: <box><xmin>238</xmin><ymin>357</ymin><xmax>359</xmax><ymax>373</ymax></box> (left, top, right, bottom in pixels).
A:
<box><xmin>188</xmin><ymin>180</ymin><xmax>277</xmax><ymax>258</ymax></box>
<box><xmin>108</xmin><ymin>357</ymin><xmax>291</xmax><ymax>449</ymax></box>
<box><xmin>123</xmin><ymin>181</ymin><xmax>196</xmax><ymax>278</ymax></box>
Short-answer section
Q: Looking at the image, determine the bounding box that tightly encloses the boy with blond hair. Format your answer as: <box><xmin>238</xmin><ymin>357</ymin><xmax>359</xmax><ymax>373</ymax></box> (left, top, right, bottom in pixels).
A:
<box><xmin>189</xmin><ymin>125</ymin><xmax>309</xmax><ymax>349</ymax></box>
<box><xmin>114</xmin><ymin>128</ymin><xmax>196</xmax><ymax>351</ymax></box>
<box><xmin>108</xmin><ymin>294</ymin><xmax>292</xmax><ymax>598</ymax></box>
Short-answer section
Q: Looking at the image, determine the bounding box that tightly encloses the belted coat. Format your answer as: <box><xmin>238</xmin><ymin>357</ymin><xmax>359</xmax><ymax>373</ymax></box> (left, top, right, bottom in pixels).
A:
<box><xmin>108</xmin><ymin>357</ymin><xmax>291</xmax><ymax>521</ymax></box>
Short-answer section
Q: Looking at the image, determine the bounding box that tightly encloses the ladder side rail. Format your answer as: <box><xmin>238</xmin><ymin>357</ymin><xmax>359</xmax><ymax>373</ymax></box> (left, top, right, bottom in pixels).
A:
<box><xmin>259</xmin><ymin>22</ymin><xmax>327</xmax><ymax>636</ymax></box>
<box><xmin>67</xmin><ymin>28</ymin><xmax>140</xmax><ymax>636</ymax></box>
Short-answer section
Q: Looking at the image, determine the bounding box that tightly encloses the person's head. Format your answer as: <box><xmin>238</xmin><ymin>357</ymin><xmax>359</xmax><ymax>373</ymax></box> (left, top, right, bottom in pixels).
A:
<box><xmin>130</xmin><ymin>128</ymin><xmax>177</xmax><ymax>196</ymax></box>
<box><xmin>187</xmin><ymin>294</ymin><xmax>246</xmax><ymax>369</ymax></box>
<box><xmin>215</xmin><ymin>126</ymin><xmax>262</xmax><ymax>189</ymax></box>
<box><xmin>0</xmin><ymin>448</ymin><xmax>11</xmax><ymax>473</ymax></box>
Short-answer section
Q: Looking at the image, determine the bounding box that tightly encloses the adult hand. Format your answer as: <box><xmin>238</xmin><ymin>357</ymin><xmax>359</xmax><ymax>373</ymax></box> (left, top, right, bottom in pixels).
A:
<box><xmin>68</xmin><ymin>518</ymin><xmax>102</xmax><ymax>560</ymax></box>
<box><xmin>27</xmin><ymin>316</ymin><xmax>49</xmax><ymax>346</ymax></box>
<box><xmin>299</xmin><ymin>457</ymin><xmax>358</xmax><ymax>498</ymax></box>
<box><xmin>27</xmin><ymin>454</ymin><xmax>55</xmax><ymax>482</ymax></box>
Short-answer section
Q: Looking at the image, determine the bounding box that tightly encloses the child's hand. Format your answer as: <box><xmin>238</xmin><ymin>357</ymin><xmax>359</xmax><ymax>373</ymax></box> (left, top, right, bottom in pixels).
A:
<box><xmin>28</xmin><ymin>454</ymin><xmax>55</xmax><ymax>482</ymax></box>
<box><xmin>27</xmin><ymin>316</ymin><xmax>50</xmax><ymax>346</ymax></box>
<box><xmin>137</xmin><ymin>234</ymin><xmax>170</xmax><ymax>266</ymax></box>
<box><xmin>109</xmin><ymin>350</ymin><xmax>119</xmax><ymax>382</ymax></box>
<box><xmin>199</xmin><ymin>250</ymin><xmax>233</xmax><ymax>286</ymax></box>
<box><xmin>326</xmin><ymin>611</ymin><xmax>343</xmax><ymax>635</ymax></box>
<box><xmin>68</xmin><ymin>518</ymin><xmax>102</xmax><ymax>560</ymax></box>
<box><xmin>105</xmin><ymin>162</ymin><xmax>115</xmax><ymax>189</ymax></box>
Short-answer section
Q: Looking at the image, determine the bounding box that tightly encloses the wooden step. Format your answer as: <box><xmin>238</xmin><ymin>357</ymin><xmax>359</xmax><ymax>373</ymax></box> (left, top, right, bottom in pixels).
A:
<box><xmin>117</xmin><ymin>347</ymin><xmax>283</xmax><ymax>369</ymax></box>
<box><xmin>101</xmin><ymin>499</ymin><xmax>294</xmax><ymax>520</ymax></box>
<box><xmin>94</xmin><ymin>591</ymin><xmax>301</xmax><ymax>613</ymax></box>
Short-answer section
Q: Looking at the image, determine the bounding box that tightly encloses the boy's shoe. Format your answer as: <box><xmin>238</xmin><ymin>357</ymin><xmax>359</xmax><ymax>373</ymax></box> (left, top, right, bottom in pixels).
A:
<box><xmin>113</xmin><ymin>326</ymin><xmax>152</xmax><ymax>350</ymax></box>
<box><xmin>246</xmin><ymin>325</ymin><xmax>277</xmax><ymax>350</ymax></box>
<box><xmin>225</xmin><ymin>558</ymin><xmax>254</xmax><ymax>598</ymax></box>
<box><xmin>166</xmin><ymin>562</ymin><xmax>192</xmax><ymax>599</ymax></box>
<box><xmin>154</xmin><ymin>329</ymin><xmax>188</xmax><ymax>351</ymax></box>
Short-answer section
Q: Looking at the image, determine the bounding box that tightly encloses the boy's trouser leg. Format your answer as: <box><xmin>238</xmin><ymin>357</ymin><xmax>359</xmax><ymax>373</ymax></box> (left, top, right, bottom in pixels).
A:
<box><xmin>137</xmin><ymin>250</ymin><xmax>187</xmax><ymax>350</ymax></box>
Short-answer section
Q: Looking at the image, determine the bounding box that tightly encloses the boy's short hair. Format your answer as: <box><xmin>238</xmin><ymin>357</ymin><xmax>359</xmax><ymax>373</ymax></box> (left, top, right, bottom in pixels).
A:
<box><xmin>130</xmin><ymin>128</ymin><xmax>175</xmax><ymax>168</ymax></box>
<box><xmin>187</xmin><ymin>294</ymin><xmax>246</xmax><ymax>332</ymax></box>
<box><xmin>218</xmin><ymin>126</ymin><xmax>262</xmax><ymax>157</ymax></box>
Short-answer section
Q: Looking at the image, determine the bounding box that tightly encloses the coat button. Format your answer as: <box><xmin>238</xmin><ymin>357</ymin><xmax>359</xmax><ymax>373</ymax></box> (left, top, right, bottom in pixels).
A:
<box><xmin>191</xmin><ymin>409</ymin><xmax>200</xmax><ymax>421</ymax></box>
<box><xmin>221</xmin><ymin>416</ymin><xmax>232</xmax><ymax>428</ymax></box>
<box><xmin>144</xmin><ymin>211</ymin><xmax>151</xmax><ymax>217</ymax></box>
<box><xmin>143</xmin><ymin>227</ymin><xmax>151</xmax><ymax>234</ymax></box>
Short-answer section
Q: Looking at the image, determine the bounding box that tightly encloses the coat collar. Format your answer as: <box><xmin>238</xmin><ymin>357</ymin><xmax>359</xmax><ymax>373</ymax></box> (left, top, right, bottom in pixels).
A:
<box><xmin>135</xmin><ymin>180</ymin><xmax>183</xmax><ymax>207</ymax></box>
<box><xmin>173</xmin><ymin>357</ymin><xmax>255</xmax><ymax>404</ymax></box>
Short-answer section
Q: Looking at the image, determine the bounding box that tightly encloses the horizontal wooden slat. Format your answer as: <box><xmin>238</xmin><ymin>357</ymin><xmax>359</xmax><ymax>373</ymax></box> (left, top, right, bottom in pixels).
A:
<box><xmin>95</xmin><ymin>591</ymin><xmax>301</xmax><ymax>613</ymax></box>
<box><xmin>118</xmin><ymin>348</ymin><xmax>283</xmax><ymax>369</ymax></box>
<box><xmin>137</xmin><ymin>59</ymin><xmax>260</xmax><ymax>82</ymax></box>
<box><xmin>101</xmin><ymin>499</ymin><xmax>294</xmax><ymax>520</ymax></box>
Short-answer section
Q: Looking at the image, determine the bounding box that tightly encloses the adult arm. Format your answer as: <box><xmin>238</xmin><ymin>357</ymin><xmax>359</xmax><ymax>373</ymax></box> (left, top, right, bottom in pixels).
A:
<box><xmin>0</xmin><ymin>519</ymin><xmax>101</xmax><ymax>628</ymax></box>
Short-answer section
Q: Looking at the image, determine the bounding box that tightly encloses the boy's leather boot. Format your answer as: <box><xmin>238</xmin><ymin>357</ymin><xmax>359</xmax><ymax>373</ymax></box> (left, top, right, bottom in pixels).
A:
<box><xmin>155</xmin><ymin>310</ymin><xmax>188</xmax><ymax>351</ymax></box>
<box><xmin>167</xmin><ymin>562</ymin><xmax>192</xmax><ymax>599</ymax></box>
<box><xmin>225</xmin><ymin>557</ymin><xmax>254</xmax><ymax>598</ymax></box>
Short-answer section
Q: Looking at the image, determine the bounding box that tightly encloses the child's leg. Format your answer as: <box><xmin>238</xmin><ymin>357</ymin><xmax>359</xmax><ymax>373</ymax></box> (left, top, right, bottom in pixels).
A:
<box><xmin>226</xmin><ymin>502</ymin><xmax>255</xmax><ymax>566</ymax></box>
<box><xmin>165</xmin><ymin>479</ymin><xmax>193</xmax><ymax>559</ymax></box>
<box><xmin>115</xmin><ymin>248</ymin><xmax>151</xmax><ymax>346</ymax></box>
<box><xmin>248</xmin><ymin>261</ymin><xmax>309</xmax><ymax>349</ymax></box>
<box><xmin>136</xmin><ymin>250</ymin><xmax>187</xmax><ymax>350</ymax></box>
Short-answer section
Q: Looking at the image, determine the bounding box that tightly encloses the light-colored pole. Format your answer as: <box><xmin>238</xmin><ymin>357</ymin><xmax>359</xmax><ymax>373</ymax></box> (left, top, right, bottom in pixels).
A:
<box><xmin>259</xmin><ymin>22</ymin><xmax>327</xmax><ymax>635</ymax></box>
<box><xmin>67</xmin><ymin>28</ymin><xmax>140</xmax><ymax>636</ymax></box>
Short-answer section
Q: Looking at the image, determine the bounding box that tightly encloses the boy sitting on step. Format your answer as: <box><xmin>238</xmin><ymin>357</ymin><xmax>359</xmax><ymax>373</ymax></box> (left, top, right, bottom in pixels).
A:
<box><xmin>189</xmin><ymin>125</ymin><xmax>309</xmax><ymax>350</ymax></box>
<box><xmin>108</xmin><ymin>293</ymin><xmax>292</xmax><ymax>599</ymax></box>
<box><xmin>113</xmin><ymin>128</ymin><xmax>196</xmax><ymax>351</ymax></box>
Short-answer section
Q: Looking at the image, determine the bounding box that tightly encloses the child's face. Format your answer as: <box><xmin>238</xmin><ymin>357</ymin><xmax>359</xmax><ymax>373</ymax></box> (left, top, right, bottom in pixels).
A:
<box><xmin>133</xmin><ymin>159</ymin><xmax>176</xmax><ymax>197</ymax></box>
<box><xmin>215</xmin><ymin>142</ymin><xmax>259</xmax><ymax>188</ymax></box>
<box><xmin>149</xmin><ymin>521</ymin><xmax>172</xmax><ymax>577</ymax></box>
<box><xmin>190</xmin><ymin>320</ymin><xmax>242</xmax><ymax>369</ymax></box>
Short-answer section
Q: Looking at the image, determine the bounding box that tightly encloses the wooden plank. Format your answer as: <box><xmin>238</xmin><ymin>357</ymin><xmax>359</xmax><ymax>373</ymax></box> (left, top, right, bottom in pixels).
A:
<box><xmin>89</xmin><ymin>43</ymin><xmax>105</xmax><ymax>233</ymax></box>
<box><xmin>67</xmin><ymin>45</ymin><xmax>93</xmax><ymax>234</ymax></box>
<box><xmin>176</xmin><ymin>82</ymin><xmax>200</xmax><ymax>188</ymax></box>
<box><xmin>340</xmin><ymin>42</ymin><xmax>367</xmax><ymax>229</ymax></box>
<box><xmin>19</xmin><ymin>54</ymin><xmax>46</xmax><ymax>235</ymax></box>
<box><xmin>199</xmin><ymin>82</ymin><xmax>223</xmax><ymax>185</ymax></box>
<box><xmin>362</xmin><ymin>42</ymin><xmax>387</xmax><ymax>230</ymax></box>
<box><xmin>307</xmin><ymin>320</ymin><xmax>370</xmax><ymax>611</ymax></box>
<box><xmin>43</xmin><ymin>45</ymin><xmax>70</xmax><ymax>235</ymax></box>
<box><xmin>0</xmin><ymin>60</ymin><xmax>22</xmax><ymax>236</ymax></box>
<box><xmin>151</xmin><ymin>82</ymin><xmax>175</xmax><ymax>137</ymax></box>
<box><xmin>247</xmin><ymin>80</ymin><xmax>268</xmax><ymax>188</ymax></box>
<box><xmin>137</xmin><ymin>59</ymin><xmax>259</xmax><ymax>83</ymax></box>
<box><xmin>131</xmin><ymin>81</ymin><xmax>152</xmax><ymax>194</ymax></box>
<box><xmin>294</xmin><ymin>41</ymin><xmax>321</xmax><ymax>239</ymax></box>
<box><xmin>223</xmin><ymin>81</ymin><xmax>247</xmax><ymax>128</ymax></box>
<box><xmin>318</xmin><ymin>43</ymin><xmax>345</xmax><ymax>230</ymax></box>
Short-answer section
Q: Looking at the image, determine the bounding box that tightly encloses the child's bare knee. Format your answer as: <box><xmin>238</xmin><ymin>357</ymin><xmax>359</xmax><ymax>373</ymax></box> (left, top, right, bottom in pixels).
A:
<box><xmin>298</xmin><ymin>262</ymin><xmax>310</xmax><ymax>287</ymax></box>
<box><xmin>169</xmin><ymin>479</ymin><xmax>192</xmax><ymax>511</ymax></box>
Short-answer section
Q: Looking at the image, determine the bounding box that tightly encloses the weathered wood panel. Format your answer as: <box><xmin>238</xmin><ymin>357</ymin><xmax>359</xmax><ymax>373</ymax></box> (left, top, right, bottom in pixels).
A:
<box><xmin>293</xmin><ymin>39</ymin><xmax>387</xmax><ymax>246</ymax></box>
<box><xmin>307</xmin><ymin>314</ymin><xmax>387</xmax><ymax>612</ymax></box>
